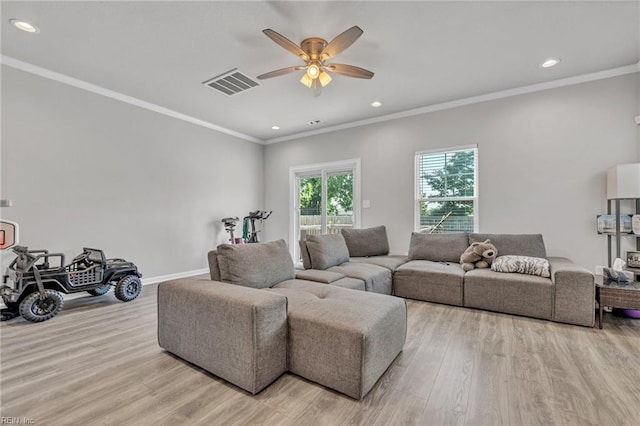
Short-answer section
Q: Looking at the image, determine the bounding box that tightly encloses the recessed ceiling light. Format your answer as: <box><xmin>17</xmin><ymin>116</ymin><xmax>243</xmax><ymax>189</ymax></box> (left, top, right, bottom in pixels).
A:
<box><xmin>540</xmin><ymin>58</ymin><xmax>560</xmax><ymax>68</ymax></box>
<box><xmin>271</xmin><ymin>125</ymin><xmax>280</xmax><ymax>130</ymax></box>
<box><xmin>9</xmin><ymin>19</ymin><xmax>39</xmax><ymax>33</ymax></box>
<box><xmin>371</xmin><ymin>101</ymin><xmax>382</xmax><ymax>107</ymax></box>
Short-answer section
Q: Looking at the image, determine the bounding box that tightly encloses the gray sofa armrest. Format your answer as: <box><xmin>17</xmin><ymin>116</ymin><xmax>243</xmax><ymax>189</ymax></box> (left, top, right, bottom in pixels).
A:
<box><xmin>295</xmin><ymin>269</ymin><xmax>345</xmax><ymax>283</ymax></box>
<box><xmin>548</xmin><ymin>257</ymin><xmax>595</xmax><ymax>327</ymax></box>
<box><xmin>157</xmin><ymin>279</ymin><xmax>288</xmax><ymax>394</ymax></box>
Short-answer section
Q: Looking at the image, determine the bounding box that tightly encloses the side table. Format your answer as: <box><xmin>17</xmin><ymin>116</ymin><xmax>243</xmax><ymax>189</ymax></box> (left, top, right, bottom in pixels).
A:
<box><xmin>595</xmin><ymin>275</ymin><xmax>640</xmax><ymax>329</ymax></box>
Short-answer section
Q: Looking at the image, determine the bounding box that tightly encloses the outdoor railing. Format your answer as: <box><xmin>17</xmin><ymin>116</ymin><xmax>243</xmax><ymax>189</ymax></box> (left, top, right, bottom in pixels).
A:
<box><xmin>300</xmin><ymin>215</ymin><xmax>353</xmax><ymax>236</ymax></box>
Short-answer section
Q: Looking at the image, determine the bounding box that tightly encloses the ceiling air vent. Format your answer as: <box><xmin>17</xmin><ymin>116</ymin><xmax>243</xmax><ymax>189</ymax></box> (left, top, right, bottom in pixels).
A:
<box><xmin>203</xmin><ymin>69</ymin><xmax>259</xmax><ymax>96</ymax></box>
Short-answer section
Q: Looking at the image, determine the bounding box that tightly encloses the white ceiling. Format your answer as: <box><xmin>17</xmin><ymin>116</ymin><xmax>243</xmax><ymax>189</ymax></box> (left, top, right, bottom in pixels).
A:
<box><xmin>2</xmin><ymin>1</ymin><xmax>639</xmax><ymax>143</ymax></box>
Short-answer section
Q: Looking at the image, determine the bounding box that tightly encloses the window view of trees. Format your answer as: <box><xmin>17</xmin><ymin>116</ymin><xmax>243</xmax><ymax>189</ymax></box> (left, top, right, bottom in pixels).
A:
<box><xmin>298</xmin><ymin>172</ymin><xmax>354</xmax><ymax>237</ymax></box>
<box><xmin>417</xmin><ymin>149</ymin><xmax>476</xmax><ymax>233</ymax></box>
<box><xmin>299</xmin><ymin>173</ymin><xmax>353</xmax><ymax>215</ymax></box>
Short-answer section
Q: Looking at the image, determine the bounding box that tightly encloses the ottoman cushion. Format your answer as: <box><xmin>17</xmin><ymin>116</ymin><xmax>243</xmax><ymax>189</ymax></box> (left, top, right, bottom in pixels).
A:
<box><xmin>268</xmin><ymin>282</ymin><xmax>406</xmax><ymax>399</ymax></box>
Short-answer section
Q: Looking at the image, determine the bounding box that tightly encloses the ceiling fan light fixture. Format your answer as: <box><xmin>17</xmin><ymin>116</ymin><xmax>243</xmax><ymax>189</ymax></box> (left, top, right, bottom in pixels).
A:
<box><xmin>300</xmin><ymin>73</ymin><xmax>313</xmax><ymax>88</ymax></box>
<box><xmin>318</xmin><ymin>71</ymin><xmax>332</xmax><ymax>87</ymax></box>
<box><xmin>307</xmin><ymin>63</ymin><xmax>320</xmax><ymax>79</ymax></box>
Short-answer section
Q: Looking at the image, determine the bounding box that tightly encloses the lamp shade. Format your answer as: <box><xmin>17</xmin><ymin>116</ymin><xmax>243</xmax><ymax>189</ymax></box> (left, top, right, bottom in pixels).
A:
<box><xmin>607</xmin><ymin>163</ymin><xmax>640</xmax><ymax>199</ymax></box>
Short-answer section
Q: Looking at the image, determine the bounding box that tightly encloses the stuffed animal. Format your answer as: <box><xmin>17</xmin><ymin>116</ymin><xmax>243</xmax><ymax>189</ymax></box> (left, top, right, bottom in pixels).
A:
<box><xmin>460</xmin><ymin>239</ymin><xmax>498</xmax><ymax>272</ymax></box>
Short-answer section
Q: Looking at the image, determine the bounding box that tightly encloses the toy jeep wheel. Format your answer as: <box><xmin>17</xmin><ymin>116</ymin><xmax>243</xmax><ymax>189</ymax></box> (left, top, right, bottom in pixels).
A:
<box><xmin>87</xmin><ymin>284</ymin><xmax>111</xmax><ymax>296</ymax></box>
<box><xmin>19</xmin><ymin>290</ymin><xmax>64</xmax><ymax>322</ymax></box>
<box><xmin>115</xmin><ymin>276</ymin><xmax>142</xmax><ymax>302</ymax></box>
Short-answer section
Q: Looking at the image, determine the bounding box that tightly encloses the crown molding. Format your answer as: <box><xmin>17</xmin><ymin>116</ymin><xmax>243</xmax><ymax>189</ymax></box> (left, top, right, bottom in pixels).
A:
<box><xmin>3</xmin><ymin>54</ymin><xmax>637</xmax><ymax>147</ymax></box>
<box><xmin>265</xmin><ymin>62</ymin><xmax>640</xmax><ymax>144</ymax></box>
<box><xmin>0</xmin><ymin>55</ymin><xmax>264</xmax><ymax>145</ymax></box>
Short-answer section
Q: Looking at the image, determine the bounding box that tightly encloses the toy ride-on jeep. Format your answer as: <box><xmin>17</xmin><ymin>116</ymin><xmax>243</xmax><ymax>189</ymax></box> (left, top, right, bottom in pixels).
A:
<box><xmin>1</xmin><ymin>246</ymin><xmax>142</xmax><ymax>322</ymax></box>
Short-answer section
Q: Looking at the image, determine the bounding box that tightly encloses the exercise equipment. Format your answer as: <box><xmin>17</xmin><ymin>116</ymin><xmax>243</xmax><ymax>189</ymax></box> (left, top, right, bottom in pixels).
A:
<box><xmin>221</xmin><ymin>217</ymin><xmax>240</xmax><ymax>244</ymax></box>
<box><xmin>243</xmin><ymin>210</ymin><xmax>272</xmax><ymax>243</ymax></box>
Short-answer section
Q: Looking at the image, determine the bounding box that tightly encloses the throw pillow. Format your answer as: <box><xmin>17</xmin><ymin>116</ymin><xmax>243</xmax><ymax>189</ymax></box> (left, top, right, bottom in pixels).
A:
<box><xmin>341</xmin><ymin>226</ymin><xmax>390</xmax><ymax>257</ymax></box>
<box><xmin>305</xmin><ymin>234</ymin><xmax>350</xmax><ymax>270</ymax></box>
<box><xmin>491</xmin><ymin>255</ymin><xmax>551</xmax><ymax>278</ymax></box>
<box><xmin>217</xmin><ymin>239</ymin><xmax>295</xmax><ymax>288</ymax></box>
<box><xmin>407</xmin><ymin>232</ymin><xmax>469</xmax><ymax>262</ymax></box>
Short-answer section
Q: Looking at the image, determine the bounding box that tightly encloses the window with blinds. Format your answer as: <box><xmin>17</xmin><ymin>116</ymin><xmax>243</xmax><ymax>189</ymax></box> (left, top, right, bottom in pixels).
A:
<box><xmin>415</xmin><ymin>146</ymin><xmax>478</xmax><ymax>234</ymax></box>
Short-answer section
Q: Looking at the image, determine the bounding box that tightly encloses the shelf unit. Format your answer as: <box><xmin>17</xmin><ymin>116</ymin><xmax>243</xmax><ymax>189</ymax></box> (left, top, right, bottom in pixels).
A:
<box><xmin>607</xmin><ymin>198</ymin><xmax>640</xmax><ymax>268</ymax></box>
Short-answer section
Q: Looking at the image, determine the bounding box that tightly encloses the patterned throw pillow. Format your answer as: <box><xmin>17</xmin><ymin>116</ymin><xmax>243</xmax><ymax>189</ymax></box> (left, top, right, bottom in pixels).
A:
<box><xmin>491</xmin><ymin>255</ymin><xmax>551</xmax><ymax>278</ymax></box>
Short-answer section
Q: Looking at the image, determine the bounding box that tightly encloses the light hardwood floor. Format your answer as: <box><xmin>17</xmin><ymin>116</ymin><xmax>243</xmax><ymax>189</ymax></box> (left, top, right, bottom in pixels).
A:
<box><xmin>1</xmin><ymin>283</ymin><xmax>639</xmax><ymax>425</ymax></box>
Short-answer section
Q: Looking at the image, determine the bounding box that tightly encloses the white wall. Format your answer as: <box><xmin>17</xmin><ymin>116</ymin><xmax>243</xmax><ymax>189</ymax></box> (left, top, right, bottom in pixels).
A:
<box><xmin>264</xmin><ymin>73</ymin><xmax>639</xmax><ymax>270</ymax></box>
<box><xmin>1</xmin><ymin>66</ymin><xmax>264</xmax><ymax>278</ymax></box>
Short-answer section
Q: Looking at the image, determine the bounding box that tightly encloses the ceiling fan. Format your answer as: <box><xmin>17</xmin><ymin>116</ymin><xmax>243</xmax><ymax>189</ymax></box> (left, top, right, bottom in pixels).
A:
<box><xmin>257</xmin><ymin>26</ymin><xmax>374</xmax><ymax>94</ymax></box>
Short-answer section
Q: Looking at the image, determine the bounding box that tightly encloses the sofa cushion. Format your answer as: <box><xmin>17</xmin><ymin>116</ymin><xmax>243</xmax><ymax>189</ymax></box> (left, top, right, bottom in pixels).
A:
<box><xmin>463</xmin><ymin>268</ymin><xmax>553</xmax><ymax>320</ymax></box>
<box><xmin>216</xmin><ymin>239</ymin><xmax>294</xmax><ymax>289</ymax></box>
<box><xmin>470</xmin><ymin>233</ymin><xmax>547</xmax><ymax>258</ymax></box>
<box><xmin>305</xmin><ymin>234</ymin><xmax>350</xmax><ymax>270</ymax></box>
<box><xmin>295</xmin><ymin>269</ymin><xmax>345</xmax><ymax>284</ymax></box>
<box><xmin>407</xmin><ymin>232</ymin><xmax>469</xmax><ymax>262</ymax></box>
<box><xmin>299</xmin><ymin>239</ymin><xmax>312</xmax><ymax>270</ymax></box>
<box><xmin>274</xmin><ymin>277</ymin><xmax>366</xmax><ymax>292</ymax></box>
<box><xmin>341</xmin><ymin>226</ymin><xmax>390</xmax><ymax>257</ymax></box>
<box><xmin>492</xmin><ymin>255</ymin><xmax>551</xmax><ymax>278</ymax></box>
<box><xmin>348</xmin><ymin>255</ymin><xmax>408</xmax><ymax>272</ymax></box>
<box><xmin>207</xmin><ymin>249</ymin><xmax>221</xmax><ymax>281</ymax></box>
<box><xmin>394</xmin><ymin>260</ymin><xmax>465</xmax><ymax>306</ymax></box>
<box><xmin>328</xmin><ymin>262</ymin><xmax>393</xmax><ymax>294</ymax></box>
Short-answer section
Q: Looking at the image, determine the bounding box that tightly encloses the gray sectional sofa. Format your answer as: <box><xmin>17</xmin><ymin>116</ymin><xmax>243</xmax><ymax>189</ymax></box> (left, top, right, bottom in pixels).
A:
<box><xmin>157</xmin><ymin>227</ymin><xmax>594</xmax><ymax>400</ymax></box>
<box><xmin>158</xmin><ymin>239</ymin><xmax>407</xmax><ymax>399</ymax></box>
<box><xmin>299</xmin><ymin>227</ymin><xmax>595</xmax><ymax>327</ymax></box>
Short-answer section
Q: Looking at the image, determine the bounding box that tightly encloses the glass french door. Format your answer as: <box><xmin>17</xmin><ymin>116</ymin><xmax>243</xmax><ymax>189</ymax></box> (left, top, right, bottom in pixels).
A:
<box><xmin>291</xmin><ymin>160</ymin><xmax>360</xmax><ymax>261</ymax></box>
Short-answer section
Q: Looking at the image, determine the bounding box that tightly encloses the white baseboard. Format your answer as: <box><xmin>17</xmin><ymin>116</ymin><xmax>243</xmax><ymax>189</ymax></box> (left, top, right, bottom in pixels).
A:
<box><xmin>141</xmin><ymin>268</ymin><xmax>209</xmax><ymax>285</ymax></box>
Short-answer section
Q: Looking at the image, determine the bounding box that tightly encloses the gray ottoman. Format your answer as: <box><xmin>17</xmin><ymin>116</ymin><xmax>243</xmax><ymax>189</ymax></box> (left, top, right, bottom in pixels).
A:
<box><xmin>269</xmin><ymin>281</ymin><xmax>406</xmax><ymax>399</ymax></box>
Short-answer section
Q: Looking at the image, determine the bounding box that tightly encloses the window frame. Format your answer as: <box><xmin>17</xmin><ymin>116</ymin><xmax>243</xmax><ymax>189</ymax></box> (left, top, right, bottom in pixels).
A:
<box><xmin>414</xmin><ymin>144</ymin><xmax>479</xmax><ymax>233</ymax></box>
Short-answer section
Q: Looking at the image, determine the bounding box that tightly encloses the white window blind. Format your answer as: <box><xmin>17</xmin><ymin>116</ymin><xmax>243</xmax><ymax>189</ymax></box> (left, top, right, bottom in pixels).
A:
<box><xmin>415</xmin><ymin>146</ymin><xmax>478</xmax><ymax>233</ymax></box>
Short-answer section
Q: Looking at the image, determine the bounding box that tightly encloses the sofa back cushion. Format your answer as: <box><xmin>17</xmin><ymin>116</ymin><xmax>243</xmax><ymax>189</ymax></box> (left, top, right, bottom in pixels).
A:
<box><xmin>470</xmin><ymin>233</ymin><xmax>547</xmax><ymax>258</ymax></box>
<box><xmin>341</xmin><ymin>226</ymin><xmax>390</xmax><ymax>257</ymax></box>
<box><xmin>216</xmin><ymin>239</ymin><xmax>295</xmax><ymax>288</ymax></box>
<box><xmin>305</xmin><ymin>234</ymin><xmax>350</xmax><ymax>270</ymax></box>
<box><xmin>408</xmin><ymin>232</ymin><xmax>469</xmax><ymax>262</ymax></box>
<box><xmin>208</xmin><ymin>249</ymin><xmax>221</xmax><ymax>281</ymax></box>
<box><xmin>299</xmin><ymin>239</ymin><xmax>312</xmax><ymax>269</ymax></box>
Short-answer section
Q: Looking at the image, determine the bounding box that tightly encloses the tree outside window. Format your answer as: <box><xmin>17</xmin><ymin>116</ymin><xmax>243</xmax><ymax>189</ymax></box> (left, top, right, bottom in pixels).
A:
<box><xmin>416</xmin><ymin>147</ymin><xmax>477</xmax><ymax>233</ymax></box>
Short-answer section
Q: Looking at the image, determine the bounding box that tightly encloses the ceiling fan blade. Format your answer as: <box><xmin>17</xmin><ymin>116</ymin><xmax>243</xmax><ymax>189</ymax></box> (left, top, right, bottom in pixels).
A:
<box><xmin>257</xmin><ymin>66</ymin><xmax>304</xmax><ymax>80</ymax></box>
<box><xmin>325</xmin><ymin>63</ymin><xmax>374</xmax><ymax>79</ymax></box>
<box><xmin>321</xmin><ymin>26</ymin><xmax>363</xmax><ymax>60</ymax></box>
<box><xmin>262</xmin><ymin>29</ymin><xmax>309</xmax><ymax>62</ymax></box>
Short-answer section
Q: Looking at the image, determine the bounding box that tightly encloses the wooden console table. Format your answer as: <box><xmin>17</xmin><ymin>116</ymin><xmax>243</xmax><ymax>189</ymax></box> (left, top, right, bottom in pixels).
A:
<box><xmin>596</xmin><ymin>275</ymin><xmax>640</xmax><ymax>329</ymax></box>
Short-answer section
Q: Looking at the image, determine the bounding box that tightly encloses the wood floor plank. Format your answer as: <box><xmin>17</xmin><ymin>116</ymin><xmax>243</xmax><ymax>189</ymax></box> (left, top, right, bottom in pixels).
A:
<box><xmin>2</xmin><ymin>283</ymin><xmax>639</xmax><ymax>425</ymax></box>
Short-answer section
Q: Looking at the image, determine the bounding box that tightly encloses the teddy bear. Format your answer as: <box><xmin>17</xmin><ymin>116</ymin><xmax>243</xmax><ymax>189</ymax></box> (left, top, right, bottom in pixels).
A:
<box><xmin>460</xmin><ymin>239</ymin><xmax>498</xmax><ymax>272</ymax></box>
